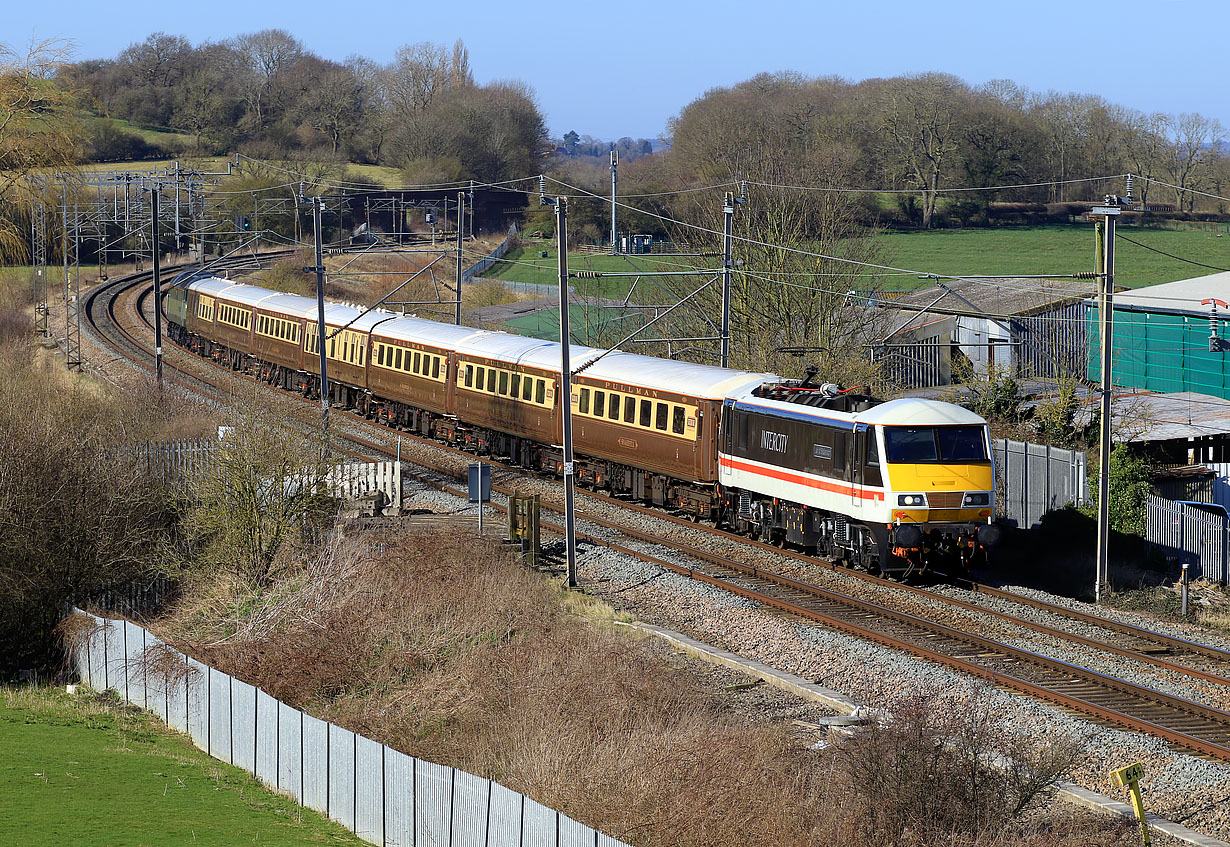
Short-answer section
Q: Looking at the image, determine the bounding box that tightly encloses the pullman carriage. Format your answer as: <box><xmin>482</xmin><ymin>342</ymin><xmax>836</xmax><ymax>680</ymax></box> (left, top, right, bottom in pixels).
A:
<box><xmin>368</xmin><ymin>317</ymin><xmax>482</xmax><ymax>432</ymax></box>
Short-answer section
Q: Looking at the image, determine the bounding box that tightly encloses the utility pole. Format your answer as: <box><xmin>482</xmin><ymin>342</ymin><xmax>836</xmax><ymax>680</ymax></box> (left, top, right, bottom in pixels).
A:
<box><xmin>721</xmin><ymin>191</ymin><xmax>734</xmax><ymax>369</ymax></box>
<box><xmin>151</xmin><ymin>187</ymin><xmax>164</xmax><ymax>388</ymax></box>
<box><xmin>310</xmin><ymin>196</ymin><xmax>331</xmax><ymax>437</ymax></box>
<box><xmin>555</xmin><ymin>195</ymin><xmax>578</xmax><ymax>587</ymax></box>
<box><xmin>610</xmin><ymin>150</ymin><xmax>618</xmax><ymax>254</ymax></box>
<box><xmin>1092</xmin><ymin>195</ymin><xmax>1120</xmax><ymax>602</ymax></box>
<box><xmin>174</xmin><ymin>160</ymin><xmax>181</xmax><ymax>254</ymax></box>
<box><xmin>456</xmin><ymin>191</ymin><xmax>464</xmax><ymax>325</ymax></box>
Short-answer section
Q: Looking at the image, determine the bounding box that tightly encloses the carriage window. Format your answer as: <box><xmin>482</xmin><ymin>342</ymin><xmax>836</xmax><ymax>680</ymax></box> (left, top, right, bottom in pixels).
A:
<box><xmin>394</xmin><ymin>348</ymin><xmax>402</xmax><ymax>370</ymax></box>
<box><xmin>578</xmin><ymin>388</ymin><xmax>590</xmax><ymax>414</ymax></box>
<box><xmin>624</xmin><ymin>396</ymin><xmax>636</xmax><ymax>423</ymax></box>
<box><xmin>432</xmin><ymin>357</ymin><xmax>441</xmax><ymax>379</ymax></box>
<box><xmin>476</xmin><ymin>367</ymin><xmax>485</xmax><ymax>389</ymax></box>
<box><xmin>655</xmin><ymin>403</ymin><xmax>668</xmax><ymax>431</ymax></box>
<box><xmin>672</xmin><ymin>405</ymin><xmax>685</xmax><ymax>435</ymax></box>
<box><xmin>510</xmin><ymin>373</ymin><xmax>520</xmax><ymax>398</ymax></box>
<box><xmin>499</xmin><ymin>371</ymin><xmax>509</xmax><ymax>395</ymax></box>
<box><xmin>640</xmin><ymin>399</ymin><xmax>652</xmax><ymax>428</ymax></box>
<box><xmin>535</xmin><ymin>379</ymin><xmax>546</xmax><ymax>405</ymax></box>
<box><xmin>609</xmin><ymin>393</ymin><xmax>620</xmax><ymax>420</ymax></box>
<box><xmin>523</xmin><ymin>376</ymin><xmax>533</xmax><ymax>401</ymax></box>
<box><xmin>410</xmin><ymin>351</ymin><xmax>419</xmax><ymax>373</ymax></box>
<box><xmin>487</xmin><ymin>369</ymin><xmax>497</xmax><ymax>392</ymax></box>
<box><xmin>464</xmin><ymin>364</ymin><xmax>473</xmax><ymax>387</ymax></box>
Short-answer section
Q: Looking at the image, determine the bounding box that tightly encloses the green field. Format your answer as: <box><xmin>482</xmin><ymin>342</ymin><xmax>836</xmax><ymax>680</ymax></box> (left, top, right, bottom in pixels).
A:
<box><xmin>484</xmin><ymin>227</ymin><xmax>1230</xmax><ymax>293</ymax></box>
<box><xmin>479</xmin><ymin>246</ymin><xmax>706</xmax><ymax>298</ymax></box>
<box><xmin>110</xmin><ymin>120</ymin><xmax>198</xmax><ymax>149</ymax></box>
<box><xmin>876</xmin><ymin>224</ymin><xmax>1230</xmax><ymax>289</ymax></box>
<box><xmin>0</xmin><ymin>686</ymin><xmax>362</xmax><ymax>847</ymax></box>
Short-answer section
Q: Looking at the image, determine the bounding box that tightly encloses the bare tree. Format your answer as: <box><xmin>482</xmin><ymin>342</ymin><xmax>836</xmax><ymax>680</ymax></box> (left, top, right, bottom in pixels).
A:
<box><xmin>385</xmin><ymin>42</ymin><xmax>449</xmax><ymax>118</ymax></box>
<box><xmin>1162</xmin><ymin>112</ymin><xmax>1225</xmax><ymax>211</ymax></box>
<box><xmin>876</xmin><ymin>73</ymin><xmax>967</xmax><ymax>228</ymax></box>
<box><xmin>450</xmin><ymin>38</ymin><xmax>473</xmax><ymax>91</ymax></box>
<box><xmin>230</xmin><ymin>29</ymin><xmax>304</xmax><ymax>132</ymax></box>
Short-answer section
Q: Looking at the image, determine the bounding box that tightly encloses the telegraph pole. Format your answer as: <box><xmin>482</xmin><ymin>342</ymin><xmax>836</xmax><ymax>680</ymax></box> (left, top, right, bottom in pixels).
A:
<box><xmin>721</xmin><ymin>192</ymin><xmax>734</xmax><ymax>369</ymax></box>
<box><xmin>456</xmin><ymin>191</ymin><xmax>464</xmax><ymax>325</ymax></box>
<box><xmin>1092</xmin><ymin>196</ymin><xmax>1120</xmax><ymax>602</ymax></box>
<box><xmin>310</xmin><ymin>196</ymin><xmax>331</xmax><ymax>436</ymax></box>
<box><xmin>556</xmin><ymin>196</ymin><xmax>578</xmax><ymax>587</ymax></box>
<box><xmin>610</xmin><ymin>150</ymin><xmax>618</xmax><ymax>254</ymax></box>
<box><xmin>151</xmin><ymin>187</ymin><xmax>164</xmax><ymax>388</ymax></box>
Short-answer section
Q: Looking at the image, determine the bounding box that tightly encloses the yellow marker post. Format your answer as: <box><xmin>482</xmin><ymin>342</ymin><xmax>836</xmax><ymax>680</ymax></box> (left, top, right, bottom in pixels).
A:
<box><xmin>1110</xmin><ymin>761</ymin><xmax>1150</xmax><ymax>846</ymax></box>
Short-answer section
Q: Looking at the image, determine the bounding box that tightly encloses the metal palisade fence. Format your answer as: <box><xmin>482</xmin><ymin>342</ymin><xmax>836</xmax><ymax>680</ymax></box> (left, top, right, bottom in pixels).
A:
<box><xmin>1145</xmin><ymin>494</ymin><xmax>1228</xmax><ymax>584</ymax></box>
<box><xmin>71</xmin><ymin>611</ymin><xmax>629</xmax><ymax>847</ymax></box>
<box><xmin>991</xmin><ymin>439</ymin><xmax>1088</xmax><ymax>529</ymax></box>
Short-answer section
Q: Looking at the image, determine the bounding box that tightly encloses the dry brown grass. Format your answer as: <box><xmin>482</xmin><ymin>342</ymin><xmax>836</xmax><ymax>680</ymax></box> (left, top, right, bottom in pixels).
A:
<box><xmin>159</xmin><ymin>525</ymin><xmax>1132</xmax><ymax>847</ymax></box>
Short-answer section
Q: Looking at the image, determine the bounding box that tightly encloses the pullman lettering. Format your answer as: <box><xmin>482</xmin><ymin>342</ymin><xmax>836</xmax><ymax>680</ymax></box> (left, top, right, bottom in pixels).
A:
<box><xmin>761</xmin><ymin>430</ymin><xmax>788</xmax><ymax>453</ymax></box>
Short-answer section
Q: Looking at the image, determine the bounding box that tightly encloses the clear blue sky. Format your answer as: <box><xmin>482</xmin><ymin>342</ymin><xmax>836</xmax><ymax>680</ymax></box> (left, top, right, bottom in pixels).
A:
<box><xmin>11</xmin><ymin>0</ymin><xmax>1228</xmax><ymax>142</ymax></box>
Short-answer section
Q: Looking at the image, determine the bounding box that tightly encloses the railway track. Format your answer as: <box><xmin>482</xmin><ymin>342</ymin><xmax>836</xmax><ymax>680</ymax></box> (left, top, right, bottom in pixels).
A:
<box><xmin>89</xmin><ymin>265</ymin><xmax>1230</xmax><ymax>762</ymax></box>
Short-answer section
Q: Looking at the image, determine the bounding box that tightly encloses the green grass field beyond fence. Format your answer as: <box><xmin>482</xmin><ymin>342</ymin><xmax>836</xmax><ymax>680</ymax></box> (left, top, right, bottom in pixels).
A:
<box><xmin>875</xmin><ymin>225</ymin><xmax>1230</xmax><ymax>288</ymax></box>
<box><xmin>0</xmin><ymin>686</ymin><xmax>363</xmax><ymax>847</ymax></box>
<box><xmin>483</xmin><ymin>227</ymin><xmax>1230</xmax><ymax>293</ymax></box>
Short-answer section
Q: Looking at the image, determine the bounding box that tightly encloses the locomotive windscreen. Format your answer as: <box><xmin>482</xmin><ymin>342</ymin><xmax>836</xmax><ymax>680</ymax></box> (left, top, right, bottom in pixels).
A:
<box><xmin>882</xmin><ymin>426</ymin><xmax>987</xmax><ymax>463</ymax></box>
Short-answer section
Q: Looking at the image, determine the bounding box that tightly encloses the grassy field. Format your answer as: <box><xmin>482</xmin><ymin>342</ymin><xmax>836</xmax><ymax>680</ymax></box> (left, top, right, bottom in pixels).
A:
<box><xmin>110</xmin><ymin>120</ymin><xmax>198</xmax><ymax>149</ymax></box>
<box><xmin>479</xmin><ymin>245</ymin><xmax>703</xmax><ymax>298</ymax></box>
<box><xmin>484</xmin><ymin>227</ymin><xmax>1230</xmax><ymax>293</ymax></box>
<box><xmin>878</xmin><ymin>224</ymin><xmax>1230</xmax><ymax>288</ymax></box>
<box><xmin>0</xmin><ymin>686</ymin><xmax>363</xmax><ymax>847</ymax></box>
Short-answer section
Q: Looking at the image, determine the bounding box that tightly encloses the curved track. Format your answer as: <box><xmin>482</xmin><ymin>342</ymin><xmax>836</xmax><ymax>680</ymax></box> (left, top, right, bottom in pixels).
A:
<box><xmin>89</xmin><ymin>265</ymin><xmax>1230</xmax><ymax>761</ymax></box>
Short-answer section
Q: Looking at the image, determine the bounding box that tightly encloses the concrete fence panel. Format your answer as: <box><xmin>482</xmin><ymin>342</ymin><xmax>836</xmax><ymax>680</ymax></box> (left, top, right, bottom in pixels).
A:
<box><xmin>278</xmin><ymin>702</ymin><xmax>304</xmax><ymax>802</ymax></box>
<box><xmin>185</xmin><ymin>657</ymin><xmax>211</xmax><ymax>751</ymax></box>
<box><xmin>124</xmin><ymin>621</ymin><xmax>148</xmax><ymax>710</ymax></box>
<box><xmin>328</xmin><ymin>724</ymin><xmax>357</xmax><ymax>832</ymax></box>
<box><xmin>355</xmin><ymin>734</ymin><xmax>384</xmax><ymax>845</ymax></box>
<box><xmin>166</xmin><ymin>653</ymin><xmax>189</xmax><ymax>735</ymax></box>
<box><xmin>523</xmin><ymin>797</ymin><xmax>559</xmax><ymax>847</ymax></box>
<box><xmin>103</xmin><ymin>620</ymin><xmax>126</xmax><ymax>697</ymax></box>
<box><xmin>416</xmin><ymin>759</ymin><xmax>453</xmax><ymax>847</ymax></box>
<box><xmin>487</xmin><ymin>782</ymin><xmax>524</xmax><ymax>847</ymax></box>
<box><xmin>231</xmin><ymin>678</ymin><xmax>258</xmax><ymax>773</ymax></box>
<box><xmin>255</xmin><ymin>688</ymin><xmax>279</xmax><ymax>787</ymax></box>
<box><xmin>560</xmin><ymin>815</ymin><xmax>598</xmax><ymax>847</ymax></box>
<box><xmin>208</xmin><ymin>667</ymin><xmax>233</xmax><ymax>763</ymax></box>
<box><xmin>302</xmin><ymin>713</ymin><xmax>330</xmax><ymax>816</ymax></box>
<box><xmin>452</xmin><ymin>769</ymin><xmax>492</xmax><ymax>847</ymax></box>
<box><xmin>384</xmin><ymin>747</ymin><xmax>416</xmax><ymax>847</ymax></box>
<box><xmin>83</xmin><ymin>624</ymin><xmax>106</xmax><ymax>692</ymax></box>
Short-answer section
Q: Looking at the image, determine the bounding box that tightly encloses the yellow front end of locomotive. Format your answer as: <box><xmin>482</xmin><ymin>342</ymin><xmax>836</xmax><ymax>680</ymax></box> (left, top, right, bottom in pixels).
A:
<box><xmin>886</xmin><ymin>461</ymin><xmax>994</xmax><ymax>523</ymax></box>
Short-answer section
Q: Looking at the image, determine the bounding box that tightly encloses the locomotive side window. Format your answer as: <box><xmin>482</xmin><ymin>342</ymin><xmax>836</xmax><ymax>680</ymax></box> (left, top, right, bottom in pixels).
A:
<box><xmin>672</xmin><ymin>406</ymin><xmax>685</xmax><ymax>435</ymax></box>
<box><xmin>833</xmin><ymin>431</ymin><xmax>847</xmax><ymax>474</ymax></box>
<box><xmin>624</xmin><ymin>396</ymin><xmax>635</xmax><ymax>423</ymax></box>
<box><xmin>866</xmin><ymin>427</ymin><xmax>880</xmax><ymax>466</ymax></box>
<box><xmin>594</xmin><ymin>391</ymin><xmax>605</xmax><ymax>418</ymax></box>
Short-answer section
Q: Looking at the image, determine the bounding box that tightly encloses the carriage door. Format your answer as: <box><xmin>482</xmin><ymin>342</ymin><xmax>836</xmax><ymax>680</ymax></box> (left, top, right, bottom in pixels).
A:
<box><xmin>719</xmin><ymin>401</ymin><xmax>734</xmax><ymax>483</ymax></box>
<box><xmin>849</xmin><ymin>424</ymin><xmax>867</xmax><ymax>510</ymax></box>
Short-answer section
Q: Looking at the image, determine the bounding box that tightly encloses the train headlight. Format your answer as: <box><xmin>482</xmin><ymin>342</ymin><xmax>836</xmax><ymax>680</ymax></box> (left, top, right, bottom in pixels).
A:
<box><xmin>897</xmin><ymin>494</ymin><xmax>926</xmax><ymax>506</ymax></box>
<box><xmin>962</xmin><ymin>493</ymin><xmax>990</xmax><ymax>507</ymax></box>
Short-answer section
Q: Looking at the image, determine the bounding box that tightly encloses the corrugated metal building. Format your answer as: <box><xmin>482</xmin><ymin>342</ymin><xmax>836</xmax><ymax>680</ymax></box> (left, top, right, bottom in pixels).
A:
<box><xmin>1088</xmin><ymin>271</ymin><xmax>1230</xmax><ymax>399</ymax></box>
<box><xmin>878</xmin><ymin>278</ymin><xmax>1094</xmax><ymax>388</ymax></box>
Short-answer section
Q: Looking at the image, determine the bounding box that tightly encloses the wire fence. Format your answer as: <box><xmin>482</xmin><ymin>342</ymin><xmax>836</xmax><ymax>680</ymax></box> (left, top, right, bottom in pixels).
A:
<box><xmin>71</xmin><ymin>610</ymin><xmax>629</xmax><ymax>847</ymax></box>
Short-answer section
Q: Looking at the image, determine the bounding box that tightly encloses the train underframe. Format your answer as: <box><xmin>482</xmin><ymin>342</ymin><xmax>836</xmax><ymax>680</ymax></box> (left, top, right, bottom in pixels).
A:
<box><xmin>173</xmin><ymin>326</ymin><xmax>986</xmax><ymax>578</ymax></box>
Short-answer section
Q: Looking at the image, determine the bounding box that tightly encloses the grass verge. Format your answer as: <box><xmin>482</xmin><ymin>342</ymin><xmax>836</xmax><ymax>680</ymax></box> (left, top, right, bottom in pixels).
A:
<box><xmin>0</xmin><ymin>686</ymin><xmax>363</xmax><ymax>846</ymax></box>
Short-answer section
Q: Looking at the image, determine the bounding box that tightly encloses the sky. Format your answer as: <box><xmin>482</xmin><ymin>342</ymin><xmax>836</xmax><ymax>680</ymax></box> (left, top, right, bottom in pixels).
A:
<box><xmin>9</xmin><ymin>0</ymin><xmax>1229</xmax><ymax>142</ymax></box>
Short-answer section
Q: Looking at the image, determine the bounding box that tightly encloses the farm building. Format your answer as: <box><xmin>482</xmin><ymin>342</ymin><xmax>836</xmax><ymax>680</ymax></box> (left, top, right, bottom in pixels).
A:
<box><xmin>875</xmin><ymin>278</ymin><xmax>1093</xmax><ymax>389</ymax></box>
<box><xmin>1088</xmin><ymin>271</ymin><xmax>1230</xmax><ymax>400</ymax></box>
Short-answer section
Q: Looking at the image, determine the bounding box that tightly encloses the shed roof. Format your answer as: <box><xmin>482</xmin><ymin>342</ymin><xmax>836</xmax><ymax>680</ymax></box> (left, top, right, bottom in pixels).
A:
<box><xmin>1106</xmin><ymin>271</ymin><xmax>1230</xmax><ymax>316</ymax></box>
<box><xmin>887</xmin><ymin>278</ymin><xmax>1095</xmax><ymax>320</ymax></box>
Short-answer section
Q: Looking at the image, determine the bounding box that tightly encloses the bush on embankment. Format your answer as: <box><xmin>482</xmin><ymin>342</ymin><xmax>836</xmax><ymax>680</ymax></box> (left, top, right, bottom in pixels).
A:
<box><xmin>161</xmin><ymin>525</ymin><xmax>1129</xmax><ymax>847</ymax></box>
